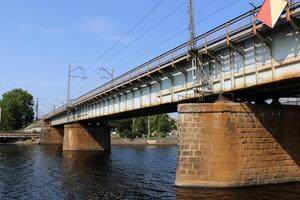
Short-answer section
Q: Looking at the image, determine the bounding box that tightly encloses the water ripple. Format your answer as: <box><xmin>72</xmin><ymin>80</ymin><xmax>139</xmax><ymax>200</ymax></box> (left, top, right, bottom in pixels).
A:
<box><xmin>0</xmin><ymin>145</ymin><xmax>299</xmax><ymax>200</ymax></box>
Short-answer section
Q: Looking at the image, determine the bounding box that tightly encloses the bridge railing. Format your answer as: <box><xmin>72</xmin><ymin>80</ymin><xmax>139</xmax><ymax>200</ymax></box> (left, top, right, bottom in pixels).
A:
<box><xmin>44</xmin><ymin>1</ymin><xmax>300</xmax><ymax>119</ymax></box>
<box><xmin>74</xmin><ymin>7</ymin><xmax>261</xmax><ymax>104</ymax></box>
<box><xmin>0</xmin><ymin>131</ymin><xmax>40</xmax><ymax>136</ymax></box>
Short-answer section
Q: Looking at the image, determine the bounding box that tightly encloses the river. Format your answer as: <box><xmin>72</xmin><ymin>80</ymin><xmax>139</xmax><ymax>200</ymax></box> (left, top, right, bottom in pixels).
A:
<box><xmin>0</xmin><ymin>145</ymin><xmax>299</xmax><ymax>200</ymax></box>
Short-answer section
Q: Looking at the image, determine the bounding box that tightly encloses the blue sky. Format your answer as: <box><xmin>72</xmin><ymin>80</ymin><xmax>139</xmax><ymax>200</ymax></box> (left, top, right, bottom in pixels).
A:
<box><xmin>0</xmin><ymin>0</ymin><xmax>262</xmax><ymax>116</ymax></box>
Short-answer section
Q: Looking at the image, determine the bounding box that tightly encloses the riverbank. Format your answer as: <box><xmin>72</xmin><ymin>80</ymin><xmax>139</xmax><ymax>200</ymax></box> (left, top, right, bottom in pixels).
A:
<box><xmin>0</xmin><ymin>132</ymin><xmax>178</xmax><ymax>146</ymax></box>
<box><xmin>111</xmin><ymin>137</ymin><xmax>177</xmax><ymax>146</ymax></box>
<box><xmin>0</xmin><ymin>132</ymin><xmax>40</xmax><ymax>144</ymax></box>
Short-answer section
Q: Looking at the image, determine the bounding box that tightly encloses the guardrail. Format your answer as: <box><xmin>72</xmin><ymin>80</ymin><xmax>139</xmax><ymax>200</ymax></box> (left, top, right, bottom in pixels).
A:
<box><xmin>0</xmin><ymin>132</ymin><xmax>40</xmax><ymax>137</ymax></box>
<box><xmin>44</xmin><ymin>1</ymin><xmax>300</xmax><ymax>119</ymax></box>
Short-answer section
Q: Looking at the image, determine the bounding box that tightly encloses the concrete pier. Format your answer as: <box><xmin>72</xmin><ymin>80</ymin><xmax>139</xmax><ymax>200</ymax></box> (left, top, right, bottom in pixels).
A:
<box><xmin>40</xmin><ymin>126</ymin><xmax>64</xmax><ymax>145</ymax></box>
<box><xmin>63</xmin><ymin>123</ymin><xmax>110</xmax><ymax>151</ymax></box>
<box><xmin>176</xmin><ymin>103</ymin><xmax>300</xmax><ymax>187</ymax></box>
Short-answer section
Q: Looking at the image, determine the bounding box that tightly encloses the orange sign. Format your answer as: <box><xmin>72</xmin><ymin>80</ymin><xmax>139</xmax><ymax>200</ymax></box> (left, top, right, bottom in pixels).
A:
<box><xmin>256</xmin><ymin>0</ymin><xmax>288</xmax><ymax>28</ymax></box>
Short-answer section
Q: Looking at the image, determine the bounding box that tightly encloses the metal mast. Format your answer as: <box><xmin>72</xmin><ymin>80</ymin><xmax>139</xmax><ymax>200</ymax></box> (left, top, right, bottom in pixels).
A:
<box><xmin>188</xmin><ymin>0</ymin><xmax>212</xmax><ymax>93</ymax></box>
<box><xmin>35</xmin><ymin>97</ymin><xmax>39</xmax><ymax>121</ymax></box>
<box><xmin>188</xmin><ymin>0</ymin><xmax>196</xmax><ymax>51</ymax></box>
<box><xmin>66</xmin><ymin>65</ymin><xmax>87</xmax><ymax>122</ymax></box>
<box><xmin>66</xmin><ymin>65</ymin><xmax>72</xmax><ymax>123</ymax></box>
<box><xmin>0</xmin><ymin>107</ymin><xmax>2</xmax><ymax>129</ymax></box>
<box><xmin>99</xmin><ymin>67</ymin><xmax>114</xmax><ymax>81</ymax></box>
<box><xmin>67</xmin><ymin>65</ymin><xmax>71</xmax><ymax>106</ymax></box>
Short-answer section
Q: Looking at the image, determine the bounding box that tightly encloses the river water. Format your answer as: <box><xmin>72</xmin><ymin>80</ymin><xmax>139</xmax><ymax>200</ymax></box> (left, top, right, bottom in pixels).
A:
<box><xmin>0</xmin><ymin>145</ymin><xmax>299</xmax><ymax>200</ymax></box>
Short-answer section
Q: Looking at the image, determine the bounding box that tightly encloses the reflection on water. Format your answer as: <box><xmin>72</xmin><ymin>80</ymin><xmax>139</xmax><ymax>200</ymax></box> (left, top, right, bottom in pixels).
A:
<box><xmin>0</xmin><ymin>145</ymin><xmax>299</xmax><ymax>200</ymax></box>
<box><xmin>176</xmin><ymin>184</ymin><xmax>300</xmax><ymax>200</ymax></box>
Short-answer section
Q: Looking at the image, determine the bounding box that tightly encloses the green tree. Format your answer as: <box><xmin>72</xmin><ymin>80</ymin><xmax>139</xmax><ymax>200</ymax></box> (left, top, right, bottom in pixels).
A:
<box><xmin>150</xmin><ymin>114</ymin><xmax>176</xmax><ymax>137</ymax></box>
<box><xmin>109</xmin><ymin>118</ymin><xmax>132</xmax><ymax>137</ymax></box>
<box><xmin>0</xmin><ymin>89</ymin><xmax>34</xmax><ymax>131</ymax></box>
<box><xmin>109</xmin><ymin>114</ymin><xmax>177</xmax><ymax>139</ymax></box>
<box><xmin>132</xmin><ymin>117</ymin><xmax>147</xmax><ymax>138</ymax></box>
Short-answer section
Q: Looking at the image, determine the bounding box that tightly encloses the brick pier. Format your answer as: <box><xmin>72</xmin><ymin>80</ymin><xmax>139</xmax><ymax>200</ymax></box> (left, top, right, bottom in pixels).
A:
<box><xmin>63</xmin><ymin>123</ymin><xmax>110</xmax><ymax>151</ymax></box>
<box><xmin>40</xmin><ymin>126</ymin><xmax>64</xmax><ymax>145</ymax></box>
<box><xmin>176</xmin><ymin>103</ymin><xmax>300</xmax><ymax>187</ymax></box>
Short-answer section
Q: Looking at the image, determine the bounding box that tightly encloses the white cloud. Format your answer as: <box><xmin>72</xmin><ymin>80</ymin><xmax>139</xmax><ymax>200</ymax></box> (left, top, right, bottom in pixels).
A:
<box><xmin>79</xmin><ymin>16</ymin><xmax>113</xmax><ymax>34</ymax></box>
<box><xmin>13</xmin><ymin>16</ymin><xmax>127</xmax><ymax>42</ymax></box>
<box><xmin>78</xmin><ymin>17</ymin><xmax>132</xmax><ymax>43</ymax></box>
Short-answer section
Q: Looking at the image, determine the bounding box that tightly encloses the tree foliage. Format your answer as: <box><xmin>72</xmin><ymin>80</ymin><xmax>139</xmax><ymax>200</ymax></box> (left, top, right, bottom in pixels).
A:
<box><xmin>0</xmin><ymin>89</ymin><xmax>34</xmax><ymax>131</ymax></box>
<box><xmin>109</xmin><ymin>118</ymin><xmax>132</xmax><ymax>134</ymax></box>
<box><xmin>110</xmin><ymin>114</ymin><xmax>176</xmax><ymax>139</ymax></box>
<box><xmin>150</xmin><ymin>114</ymin><xmax>176</xmax><ymax>136</ymax></box>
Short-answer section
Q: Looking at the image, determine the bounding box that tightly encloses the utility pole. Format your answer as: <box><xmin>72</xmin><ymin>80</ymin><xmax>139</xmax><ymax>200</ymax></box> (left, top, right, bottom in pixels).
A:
<box><xmin>132</xmin><ymin>118</ymin><xmax>135</xmax><ymax>133</ymax></box>
<box><xmin>188</xmin><ymin>0</ymin><xmax>196</xmax><ymax>51</ymax></box>
<box><xmin>0</xmin><ymin>107</ymin><xmax>2</xmax><ymax>130</ymax></box>
<box><xmin>188</xmin><ymin>0</ymin><xmax>199</xmax><ymax>89</ymax></box>
<box><xmin>67</xmin><ymin>65</ymin><xmax>71</xmax><ymax>107</ymax></box>
<box><xmin>99</xmin><ymin>67</ymin><xmax>114</xmax><ymax>81</ymax></box>
<box><xmin>35</xmin><ymin>97</ymin><xmax>39</xmax><ymax>121</ymax></box>
<box><xmin>188</xmin><ymin>0</ymin><xmax>211</xmax><ymax>93</ymax></box>
<box><xmin>147</xmin><ymin>116</ymin><xmax>151</xmax><ymax>138</ymax></box>
<box><xmin>66</xmin><ymin>65</ymin><xmax>87</xmax><ymax>122</ymax></box>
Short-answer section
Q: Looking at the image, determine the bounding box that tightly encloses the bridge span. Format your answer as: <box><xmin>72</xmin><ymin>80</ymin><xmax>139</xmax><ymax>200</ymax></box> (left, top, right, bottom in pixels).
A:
<box><xmin>43</xmin><ymin>3</ymin><xmax>300</xmax><ymax>188</ymax></box>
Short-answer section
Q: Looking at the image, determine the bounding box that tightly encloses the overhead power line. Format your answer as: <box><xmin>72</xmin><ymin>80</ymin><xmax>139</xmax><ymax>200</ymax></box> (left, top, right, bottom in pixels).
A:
<box><xmin>120</xmin><ymin>29</ymin><xmax>187</xmax><ymax>69</ymax></box>
<box><xmin>87</xmin><ymin>0</ymin><xmax>165</xmax><ymax>68</ymax></box>
<box><xmin>71</xmin><ymin>0</ymin><xmax>186</xmax><ymax>90</ymax></box>
<box><xmin>79</xmin><ymin>0</ymin><xmax>188</xmax><ymax>84</ymax></box>
<box><xmin>195</xmin><ymin>0</ymin><xmax>241</xmax><ymax>26</ymax></box>
<box><xmin>72</xmin><ymin>0</ymin><xmax>242</xmax><ymax>98</ymax></box>
<box><xmin>71</xmin><ymin>0</ymin><xmax>165</xmax><ymax>92</ymax></box>
<box><xmin>117</xmin><ymin>0</ymin><xmax>241</xmax><ymax>71</ymax></box>
<box><xmin>102</xmin><ymin>1</ymin><xmax>187</xmax><ymax>66</ymax></box>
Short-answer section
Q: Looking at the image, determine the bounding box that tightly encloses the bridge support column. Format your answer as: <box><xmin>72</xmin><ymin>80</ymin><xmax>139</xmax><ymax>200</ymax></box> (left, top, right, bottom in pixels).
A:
<box><xmin>40</xmin><ymin>126</ymin><xmax>64</xmax><ymax>144</ymax></box>
<box><xmin>63</xmin><ymin>123</ymin><xmax>110</xmax><ymax>151</ymax></box>
<box><xmin>176</xmin><ymin>103</ymin><xmax>300</xmax><ymax>187</ymax></box>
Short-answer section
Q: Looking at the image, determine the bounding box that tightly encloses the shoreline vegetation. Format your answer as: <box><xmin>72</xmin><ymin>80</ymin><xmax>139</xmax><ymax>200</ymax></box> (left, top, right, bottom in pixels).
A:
<box><xmin>0</xmin><ymin>132</ymin><xmax>178</xmax><ymax>146</ymax></box>
<box><xmin>111</xmin><ymin>137</ymin><xmax>177</xmax><ymax>146</ymax></box>
<box><xmin>0</xmin><ymin>88</ymin><xmax>177</xmax><ymax>146</ymax></box>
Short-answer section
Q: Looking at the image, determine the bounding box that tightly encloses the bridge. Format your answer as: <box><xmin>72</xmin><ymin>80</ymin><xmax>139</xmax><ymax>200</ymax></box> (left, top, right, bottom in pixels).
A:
<box><xmin>42</xmin><ymin>2</ymin><xmax>300</xmax><ymax>188</ymax></box>
<box><xmin>0</xmin><ymin>132</ymin><xmax>39</xmax><ymax>143</ymax></box>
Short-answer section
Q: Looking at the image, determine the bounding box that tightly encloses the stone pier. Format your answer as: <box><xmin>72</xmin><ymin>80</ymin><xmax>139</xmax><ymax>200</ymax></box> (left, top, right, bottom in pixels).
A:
<box><xmin>40</xmin><ymin>126</ymin><xmax>64</xmax><ymax>144</ymax></box>
<box><xmin>176</xmin><ymin>103</ymin><xmax>300</xmax><ymax>187</ymax></box>
<box><xmin>63</xmin><ymin>123</ymin><xmax>110</xmax><ymax>151</ymax></box>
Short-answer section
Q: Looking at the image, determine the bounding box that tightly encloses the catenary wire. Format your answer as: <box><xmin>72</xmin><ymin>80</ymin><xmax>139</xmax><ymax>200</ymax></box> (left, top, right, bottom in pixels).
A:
<box><xmin>72</xmin><ymin>0</ymin><xmax>241</xmax><ymax>98</ymax></box>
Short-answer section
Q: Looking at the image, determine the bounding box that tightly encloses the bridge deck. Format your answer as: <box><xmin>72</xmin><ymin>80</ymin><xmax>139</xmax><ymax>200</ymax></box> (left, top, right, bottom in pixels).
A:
<box><xmin>44</xmin><ymin>2</ymin><xmax>300</xmax><ymax>125</ymax></box>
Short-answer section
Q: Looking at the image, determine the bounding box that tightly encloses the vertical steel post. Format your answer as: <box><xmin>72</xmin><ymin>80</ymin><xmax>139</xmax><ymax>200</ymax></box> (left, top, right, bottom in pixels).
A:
<box><xmin>67</xmin><ymin>65</ymin><xmax>71</xmax><ymax>122</ymax></box>
<box><xmin>188</xmin><ymin>0</ymin><xmax>196</xmax><ymax>51</ymax></box>
<box><xmin>132</xmin><ymin>118</ymin><xmax>135</xmax><ymax>133</ymax></box>
<box><xmin>67</xmin><ymin>65</ymin><xmax>71</xmax><ymax>106</ymax></box>
<box><xmin>35</xmin><ymin>97</ymin><xmax>39</xmax><ymax>121</ymax></box>
<box><xmin>148</xmin><ymin>116</ymin><xmax>151</xmax><ymax>138</ymax></box>
<box><xmin>0</xmin><ymin>108</ymin><xmax>2</xmax><ymax>129</ymax></box>
<box><xmin>66</xmin><ymin>65</ymin><xmax>87</xmax><ymax>122</ymax></box>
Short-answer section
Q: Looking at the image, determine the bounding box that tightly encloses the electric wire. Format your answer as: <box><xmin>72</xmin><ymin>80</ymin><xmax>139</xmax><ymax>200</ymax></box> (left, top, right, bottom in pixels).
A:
<box><xmin>72</xmin><ymin>0</ymin><xmax>241</xmax><ymax>98</ymax></box>
<box><xmin>86</xmin><ymin>0</ymin><xmax>165</xmax><ymax>68</ymax></box>
<box><xmin>102</xmin><ymin>1</ymin><xmax>187</xmax><ymax>67</ymax></box>
<box><xmin>71</xmin><ymin>0</ymin><xmax>189</xmax><ymax>94</ymax></box>
<box><xmin>70</xmin><ymin>0</ymin><xmax>167</xmax><ymax>92</ymax></box>
<box><xmin>76</xmin><ymin>0</ymin><xmax>188</xmax><ymax>87</ymax></box>
<box><xmin>116</xmin><ymin>0</ymin><xmax>241</xmax><ymax>72</ymax></box>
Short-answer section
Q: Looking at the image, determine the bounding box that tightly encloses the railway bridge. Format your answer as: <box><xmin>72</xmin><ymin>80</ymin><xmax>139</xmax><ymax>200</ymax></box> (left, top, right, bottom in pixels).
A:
<box><xmin>43</xmin><ymin>3</ymin><xmax>300</xmax><ymax>187</ymax></box>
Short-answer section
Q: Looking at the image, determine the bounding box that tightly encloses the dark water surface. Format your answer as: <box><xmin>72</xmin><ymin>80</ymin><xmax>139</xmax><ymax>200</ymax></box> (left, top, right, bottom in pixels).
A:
<box><xmin>0</xmin><ymin>145</ymin><xmax>299</xmax><ymax>200</ymax></box>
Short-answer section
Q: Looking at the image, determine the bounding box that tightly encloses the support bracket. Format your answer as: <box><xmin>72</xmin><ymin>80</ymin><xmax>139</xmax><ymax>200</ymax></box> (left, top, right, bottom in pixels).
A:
<box><xmin>286</xmin><ymin>5</ymin><xmax>300</xmax><ymax>31</ymax></box>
